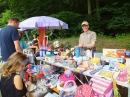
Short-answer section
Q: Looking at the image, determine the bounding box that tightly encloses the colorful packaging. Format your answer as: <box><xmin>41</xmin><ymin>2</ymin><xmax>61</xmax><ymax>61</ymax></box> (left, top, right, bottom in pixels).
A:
<box><xmin>90</xmin><ymin>77</ymin><xmax>113</xmax><ymax>97</ymax></box>
<box><xmin>103</xmin><ymin>49</ymin><xmax>126</xmax><ymax>58</ymax></box>
<box><xmin>98</xmin><ymin>70</ymin><xmax>113</xmax><ymax>79</ymax></box>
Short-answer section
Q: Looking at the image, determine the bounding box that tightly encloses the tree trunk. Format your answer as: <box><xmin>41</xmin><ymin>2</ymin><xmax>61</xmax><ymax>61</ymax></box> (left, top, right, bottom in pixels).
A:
<box><xmin>87</xmin><ymin>0</ymin><xmax>92</xmax><ymax>15</ymax></box>
<box><xmin>96</xmin><ymin>0</ymin><xmax>100</xmax><ymax>20</ymax></box>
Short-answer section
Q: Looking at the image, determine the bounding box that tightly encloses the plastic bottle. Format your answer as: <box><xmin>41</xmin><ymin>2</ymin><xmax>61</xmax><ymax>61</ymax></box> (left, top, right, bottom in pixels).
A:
<box><xmin>40</xmin><ymin>47</ymin><xmax>43</xmax><ymax>57</ymax></box>
<box><xmin>75</xmin><ymin>47</ymin><xmax>80</xmax><ymax>58</ymax></box>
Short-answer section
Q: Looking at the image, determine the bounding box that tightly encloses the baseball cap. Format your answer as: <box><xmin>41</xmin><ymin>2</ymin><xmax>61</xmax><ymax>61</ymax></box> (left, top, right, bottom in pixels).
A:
<box><xmin>81</xmin><ymin>21</ymin><xmax>89</xmax><ymax>26</ymax></box>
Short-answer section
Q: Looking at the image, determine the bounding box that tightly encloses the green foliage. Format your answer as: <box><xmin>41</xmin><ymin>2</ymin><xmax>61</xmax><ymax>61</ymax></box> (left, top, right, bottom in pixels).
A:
<box><xmin>107</xmin><ymin>2</ymin><xmax>130</xmax><ymax>30</ymax></box>
<box><xmin>0</xmin><ymin>0</ymin><xmax>8</xmax><ymax>14</ymax></box>
<box><xmin>22</xmin><ymin>29</ymin><xmax>38</xmax><ymax>41</ymax></box>
<box><xmin>98</xmin><ymin>1</ymin><xmax>130</xmax><ymax>34</ymax></box>
<box><xmin>7</xmin><ymin>0</ymin><xmax>44</xmax><ymax>18</ymax></box>
<box><xmin>0</xmin><ymin>10</ymin><xmax>12</xmax><ymax>27</ymax></box>
<box><xmin>0</xmin><ymin>0</ymin><xmax>130</xmax><ymax>38</ymax></box>
<box><xmin>0</xmin><ymin>10</ymin><xmax>24</xmax><ymax>27</ymax></box>
<box><xmin>97</xmin><ymin>32</ymin><xmax>104</xmax><ymax>37</ymax></box>
<box><xmin>49</xmin><ymin>11</ymin><xmax>83</xmax><ymax>39</ymax></box>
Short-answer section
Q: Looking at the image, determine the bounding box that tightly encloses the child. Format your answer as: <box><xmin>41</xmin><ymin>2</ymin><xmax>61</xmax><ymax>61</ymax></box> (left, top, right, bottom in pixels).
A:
<box><xmin>0</xmin><ymin>52</ymin><xmax>28</xmax><ymax>97</ymax></box>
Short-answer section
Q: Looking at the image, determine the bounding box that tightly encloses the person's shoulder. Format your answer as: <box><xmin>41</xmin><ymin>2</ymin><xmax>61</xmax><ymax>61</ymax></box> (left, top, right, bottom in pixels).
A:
<box><xmin>0</xmin><ymin>26</ymin><xmax>8</xmax><ymax>30</ymax></box>
<box><xmin>14</xmin><ymin>74</ymin><xmax>22</xmax><ymax>80</ymax></box>
<box><xmin>14</xmin><ymin>74</ymin><xmax>22</xmax><ymax>83</ymax></box>
<box><xmin>89</xmin><ymin>30</ymin><xmax>96</xmax><ymax>34</ymax></box>
<box><xmin>6</xmin><ymin>25</ymin><xmax>15</xmax><ymax>29</ymax></box>
<box><xmin>14</xmin><ymin>74</ymin><xmax>23</xmax><ymax>90</ymax></box>
<box><xmin>4</xmin><ymin>26</ymin><xmax>18</xmax><ymax>32</ymax></box>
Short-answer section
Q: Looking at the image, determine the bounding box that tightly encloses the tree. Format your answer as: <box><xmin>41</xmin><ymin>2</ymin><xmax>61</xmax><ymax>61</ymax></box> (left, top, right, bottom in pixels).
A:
<box><xmin>98</xmin><ymin>0</ymin><xmax>130</xmax><ymax>34</ymax></box>
<box><xmin>87</xmin><ymin>0</ymin><xmax>92</xmax><ymax>15</ymax></box>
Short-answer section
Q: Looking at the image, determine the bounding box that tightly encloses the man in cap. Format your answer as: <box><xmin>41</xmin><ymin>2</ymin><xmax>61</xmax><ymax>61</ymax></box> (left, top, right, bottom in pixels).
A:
<box><xmin>77</xmin><ymin>21</ymin><xmax>97</xmax><ymax>82</ymax></box>
<box><xmin>78</xmin><ymin>21</ymin><xmax>96</xmax><ymax>48</ymax></box>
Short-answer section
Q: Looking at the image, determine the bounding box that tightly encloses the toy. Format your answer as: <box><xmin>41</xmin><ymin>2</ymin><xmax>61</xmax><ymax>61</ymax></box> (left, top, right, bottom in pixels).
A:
<box><xmin>103</xmin><ymin>49</ymin><xmax>126</xmax><ymax>58</ymax></box>
<box><xmin>109</xmin><ymin>59</ymin><xmax>116</xmax><ymax>71</ymax></box>
<box><xmin>89</xmin><ymin>67</ymin><xmax>102</xmax><ymax>75</ymax></box>
<box><xmin>101</xmin><ymin>56</ymin><xmax>124</xmax><ymax>63</ymax></box>
<box><xmin>98</xmin><ymin>70</ymin><xmax>113</xmax><ymax>78</ymax></box>
<box><xmin>115</xmin><ymin>63</ymin><xmax>127</xmax><ymax>82</ymax></box>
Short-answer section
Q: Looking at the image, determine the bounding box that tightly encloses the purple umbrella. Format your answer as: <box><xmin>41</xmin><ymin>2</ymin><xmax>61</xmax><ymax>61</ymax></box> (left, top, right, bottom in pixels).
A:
<box><xmin>19</xmin><ymin>16</ymin><xmax>68</xmax><ymax>29</ymax></box>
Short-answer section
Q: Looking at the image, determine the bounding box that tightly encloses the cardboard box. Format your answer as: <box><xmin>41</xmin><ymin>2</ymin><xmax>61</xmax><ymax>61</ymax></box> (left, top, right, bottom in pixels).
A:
<box><xmin>103</xmin><ymin>49</ymin><xmax>126</xmax><ymax>58</ymax></box>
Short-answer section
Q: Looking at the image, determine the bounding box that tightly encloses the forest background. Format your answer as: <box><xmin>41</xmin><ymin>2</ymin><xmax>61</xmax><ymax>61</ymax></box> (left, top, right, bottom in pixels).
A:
<box><xmin>0</xmin><ymin>0</ymin><xmax>130</xmax><ymax>52</ymax></box>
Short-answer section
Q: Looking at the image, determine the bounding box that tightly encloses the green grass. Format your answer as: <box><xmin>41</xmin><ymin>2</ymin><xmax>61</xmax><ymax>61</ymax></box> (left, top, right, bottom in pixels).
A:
<box><xmin>50</xmin><ymin>33</ymin><xmax>130</xmax><ymax>52</ymax></box>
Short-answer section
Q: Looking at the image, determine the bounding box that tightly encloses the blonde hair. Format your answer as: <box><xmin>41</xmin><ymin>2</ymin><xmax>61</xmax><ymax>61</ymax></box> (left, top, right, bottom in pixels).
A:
<box><xmin>1</xmin><ymin>52</ymin><xmax>28</xmax><ymax>77</ymax></box>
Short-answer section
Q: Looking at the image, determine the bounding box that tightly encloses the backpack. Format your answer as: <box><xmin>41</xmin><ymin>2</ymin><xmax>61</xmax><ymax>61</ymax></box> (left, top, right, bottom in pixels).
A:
<box><xmin>74</xmin><ymin>83</ymin><xmax>94</xmax><ymax>97</ymax></box>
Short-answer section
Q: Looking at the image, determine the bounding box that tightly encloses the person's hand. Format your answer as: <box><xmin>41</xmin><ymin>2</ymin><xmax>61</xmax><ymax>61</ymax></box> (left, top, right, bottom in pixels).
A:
<box><xmin>82</xmin><ymin>45</ymin><xmax>86</xmax><ymax>48</ymax></box>
<box><xmin>79</xmin><ymin>44</ymin><xmax>84</xmax><ymax>48</ymax></box>
<box><xmin>74</xmin><ymin>45</ymin><xmax>79</xmax><ymax>48</ymax></box>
